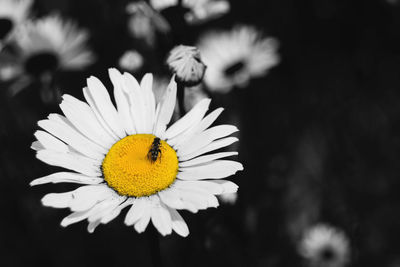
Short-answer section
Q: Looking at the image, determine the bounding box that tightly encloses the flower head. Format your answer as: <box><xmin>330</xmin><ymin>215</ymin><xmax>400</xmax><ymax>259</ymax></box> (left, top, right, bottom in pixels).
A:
<box><xmin>0</xmin><ymin>0</ymin><xmax>32</xmax><ymax>47</ymax></box>
<box><xmin>167</xmin><ymin>45</ymin><xmax>206</xmax><ymax>86</ymax></box>
<box><xmin>0</xmin><ymin>14</ymin><xmax>95</xmax><ymax>99</ymax></box>
<box><xmin>15</xmin><ymin>14</ymin><xmax>95</xmax><ymax>74</ymax></box>
<box><xmin>30</xmin><ymin>68</ymin><xmax>242</xmax><ymax>236</ymax></box>
<box><xmin>197</xmin><ymin>25</ymin><xmax>280</xmax><ymax>93</ymax></box>
<box><xmin>299</xmin><ymin>224</ymin><xmax>351</xmax><ymax>267</ymax></box>
<box><xmin>118</xmin><ymin>50</ymin><xmax>144</xmax><ymax>73</ymax></box>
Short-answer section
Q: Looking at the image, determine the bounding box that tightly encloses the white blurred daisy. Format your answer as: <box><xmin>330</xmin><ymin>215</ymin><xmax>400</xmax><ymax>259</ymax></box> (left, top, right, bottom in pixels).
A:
<box><xmin>150</xmin><ymin>0</ymin><xmax>229</xmax><ymax>25</ymax></box>
<box><xmin>118</xmin><ymin>50</ymin><xmax>144</xmax><ymax>73</ymax></box>
<box><xmin>0</xmin><ymin>0</ymin><xmax>32</xmax><ymax>48</ymax></box>
<box><xmin>0</xmin><ymin>14</ymin><xmax>95</xmax><ymax>98</ymax></box>
<box><xmin>15</xmin><ymin>14</ymin><xmax>95</xmax><ymax>73</ymax></box>
<box><xmin>30</xmin><ymin>68</ymin><xmax>242</xmax><ymax>236</ymax></box>
<box><xmin>299</xmin><ymin>224</ymin><xmax>351</xmax><ymax>267</ymax></box>
<box><xmin>197</xmin><ymin>25</ymin><xmax>280</xmax><ymax>93</ymax></box>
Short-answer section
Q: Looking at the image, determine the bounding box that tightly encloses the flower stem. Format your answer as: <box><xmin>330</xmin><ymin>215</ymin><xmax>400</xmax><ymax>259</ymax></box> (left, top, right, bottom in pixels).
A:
<box><xmin>176</xmin><ymin>81</ymin><xmax>186</xmax><ymax>117</ymax></box>
<box><xmin>147</xmin><ymin>225</ymin><xmax>163</xmax><ymax>267</ymax></box>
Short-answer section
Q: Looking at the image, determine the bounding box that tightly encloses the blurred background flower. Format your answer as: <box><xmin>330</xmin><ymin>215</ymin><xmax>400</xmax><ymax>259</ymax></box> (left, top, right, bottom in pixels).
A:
<box><xmin>0</xmin><ymin>0</ymin><xmax>33</xmax><ymax>50</ymax></box>
<box><xmin>299</xmin><ymin>224</ymin><xmax>351</xmax><ymax>267</ymax></box>
<box><xmin>0</xmin><ymin>14</ymin><xmax>95</xmax><ymax>102</ymax></box>
<box><xmin>197</xmin><ymin>25</ymin><xmax>280</xmax><ymax>93</ymax></box>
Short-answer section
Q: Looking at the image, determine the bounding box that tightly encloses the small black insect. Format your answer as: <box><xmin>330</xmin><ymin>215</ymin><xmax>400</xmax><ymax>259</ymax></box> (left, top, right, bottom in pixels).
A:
<box><xmin>148</xmin><ymin>137</ymin><xmax>162</xmax><ymax>163</ymax></box>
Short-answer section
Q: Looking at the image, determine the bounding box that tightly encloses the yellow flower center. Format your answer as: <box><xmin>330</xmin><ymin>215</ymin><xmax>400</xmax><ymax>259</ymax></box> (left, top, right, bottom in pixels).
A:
<box><xmin>102</xmin><ymin>134</ymin><xmax>178</xmax><ymax>197</ymax></box>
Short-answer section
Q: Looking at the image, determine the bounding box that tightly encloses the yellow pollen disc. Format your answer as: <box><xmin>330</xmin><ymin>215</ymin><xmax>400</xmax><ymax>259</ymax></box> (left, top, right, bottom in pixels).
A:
<box><xmin>102</xmin><ymin>134</ymin><xmax>179</xmax><ymax>197</ymax></box>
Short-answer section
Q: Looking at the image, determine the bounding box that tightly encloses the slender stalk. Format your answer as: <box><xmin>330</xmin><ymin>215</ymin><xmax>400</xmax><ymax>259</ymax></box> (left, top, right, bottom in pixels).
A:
<box><xmin>176</xmin><ymin>81</ymin><xmax>186</xmax><ymax>117</ymax></box>
<box><xmin>146</xmin><ymin>225</ymin><xmax>163</xmax><ymax>267</ymax></box>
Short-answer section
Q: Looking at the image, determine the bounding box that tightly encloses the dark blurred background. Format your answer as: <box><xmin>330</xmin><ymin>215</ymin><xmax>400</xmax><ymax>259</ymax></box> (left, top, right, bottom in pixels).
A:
<box><xmin>2</xmin><ymin>0</ymin><xmax>400</xmax><ymax>266</ymax></box>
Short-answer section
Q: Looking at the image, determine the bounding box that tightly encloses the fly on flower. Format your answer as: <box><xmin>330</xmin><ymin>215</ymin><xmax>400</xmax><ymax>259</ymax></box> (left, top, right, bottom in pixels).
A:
<box><xmin>147</xmin><ymin>137</ymin><xmax>162</xmax><ymax>163</ymax></box>
<box><xmin>30</xmin><ymin>68</ymin><xmax>243</xmax><ymax>236</ymax></box>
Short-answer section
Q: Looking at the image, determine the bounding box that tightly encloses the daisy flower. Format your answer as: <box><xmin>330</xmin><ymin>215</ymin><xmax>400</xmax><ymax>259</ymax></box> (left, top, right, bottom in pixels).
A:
<box><xmin>299</xmin><ymin>224</ymin><xmax>351</xmax><ymax>267</ymax></box>
<box><xmin>197</xmin><ymin>25</ymin><xmax>280</xmax><ymax>93</ymax></box>
<box><xmin>15</xmin><ymin>14</ymin><xmax>95</xmax><ymax>73</ymax></box>
<box><xmin>0</xmin><ymin>14</ymin><xmax>95</xmax><ymax>98</ymax></box>
<box><xmin>0</xmin><ymin>0</ymin><xmax>32</xmax><ymax>48</ymax></box>
<box><xmin>30</xmin><ymin>68</ymin><xmax>242</xmax><ymax>236</ymax></box>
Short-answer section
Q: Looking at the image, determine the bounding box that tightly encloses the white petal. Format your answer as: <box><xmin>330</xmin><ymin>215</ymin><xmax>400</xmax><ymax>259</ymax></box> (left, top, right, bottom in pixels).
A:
<box><xmin>87</xmin><ymin>220</ymin><xmax>101</xmax><ymax>233</ymax></box>
<box><xmin>125</xmin><ymin>197</ymin><xmax>147</xmax><ymax>226</ymax></box>
<box><xmin>38</xmin><ymin>116</ymin><xmax>107</xmax><ymax>160</ymax></box>
<box><xmin>31</xmin><ymin>141</ymin><xmax>44</xmax><ymax>151</ymax></box>
<box><xmin>30</xmin><ymin>172</ymin><xmax>103</xmax><ymax>186</ymax></box>
<box><xmin>69</xmin><ymin>185</ymin><xmax>113</xmax><ymax>212</ymax></box>
<box><xmin>85</xmin><ymin>76</ymin><xmax>126</xmax><ymax>139</ymax></box>
<box><xmin>177</xmin><ymin>125</ymin><xmax>238</xmax><ymax>157</ymax></box>
<box><xmin>153</xmin><ymin>77</ymin><xmax>177</xmax><ymax>137</ymax></box>
<box><xmin>158</xmin><ymin>188</ymin><xmax>186</xmax><ymax>210</ymax></box>
<box><xmin>210</xmin><ymin>180</ymin><xmax>239</xmax><ymax>194</ymax></box>
<box><xmin>134</xmin><ymin>200</ymin><xmax>151</xmax><ymax>233</ymax></box>
<box><xmin>122</xmin><ymin>72</ymin><xmax>147</xmax><ymax>133</ymax></box>
<box><xmin>168</xmin><ymin>107</ymin><xmax>224</xmax><ymax>148</ymax></box>
<box><xmin>174</xmin><ymin>189</ymin><xmax>209</xmax><ymax>210</ymax></box>
<box><xmin>177</xmin><ymin>186</ymin><xmax>219</xmax><ymax>209</ymax></box>
<box><xmin>87</xmin><ymin>197</ymin><xmax>124</xmax><ymax>223</ymax></box>
<box><xmin>179</xmin><ymin>152</ymin><xmax>238</xmax><ymax>167</ymax></box>
<box><xmin>165</xmin><ymin>98</ymin><xmax>211</xmax><ymax>140</ymax></box>
<box><xmin>59</xmin><ymin>95</ymin><xmax>115</xmax><ymax>149</ymax></box>
<box><xmin>166</xmin><ymin>207</ymin><xmax>189</xmax><ymax>237</ymax></box>
<box><xmin>109</xmin><ymin>68</ymin><xmax>136</xmax><ymax>135</ymax></box>
<box><xmin>150</xmin><ymin>200</ymin><xmax>172</xmax><ymax>236</ymax></box>
<box><xmin>140</xmin><ymin>73</ymin><xmax>156</xmax><ymax>133</ymax></box>
<box><xmin>82</xmin><ymin>88</ymin><xmax>119</xmax><ymax>141</ymax></box>
<box><xmin>61</xmin><ymin>210</ymin><xmax>91</xmax><ymax>227</ymax></box>
<box><xmin>178</xmin><ymin>160</ymin><xmax>243</xmax><ymax>180</ymax></box>
<box><xmin>172</xmin><ymin>180</ymin><xmax>224</xmax><ymax>195</ymax></box>
<box><xmin>42</xmin><ymin>192</ymin><xmax>73</xmax><ymax>208</ymax></box>
<box><xmin>34</xmin><ymin>130</ymin><xmax>68</xmax><ymax>153</ymax></box>
<box><xmin>178</xmin><ymin>137</ymin><xmax>238</xmax><ymax>161</ymax></box>
<box><xmin>101</xmin><ymin>198</ymin><xmax>134</xmax><ymax>224</ymax></box>
<box><xmin>36</xmin><ymin>150</ymin><xmax>101</xmax><ymax>177</ymax></box>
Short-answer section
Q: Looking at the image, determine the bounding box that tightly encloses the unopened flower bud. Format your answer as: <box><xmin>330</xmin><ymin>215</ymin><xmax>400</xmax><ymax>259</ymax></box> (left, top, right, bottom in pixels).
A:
<box><xmin>166</xmin><ymin>45</ymin><xmax>206</xmax><ymax>86</ymax></box>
